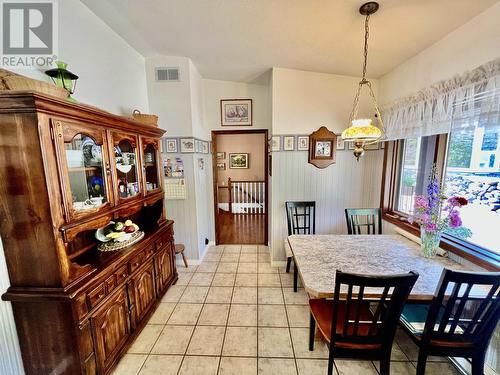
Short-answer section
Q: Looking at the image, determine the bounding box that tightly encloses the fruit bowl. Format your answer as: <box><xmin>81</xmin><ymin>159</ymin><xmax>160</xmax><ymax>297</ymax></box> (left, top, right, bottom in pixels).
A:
<box><xmin>95</xmin><ymin>220</ymin><xmax>140</xmax><ymax>243</ymax></box>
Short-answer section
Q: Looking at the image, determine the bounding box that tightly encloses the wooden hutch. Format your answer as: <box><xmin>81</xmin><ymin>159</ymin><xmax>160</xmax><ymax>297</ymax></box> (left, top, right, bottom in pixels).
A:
<box><xmin>0</xmin><ymin>91</ymin><xmax>177</xmax><ymax>374</ymax></box>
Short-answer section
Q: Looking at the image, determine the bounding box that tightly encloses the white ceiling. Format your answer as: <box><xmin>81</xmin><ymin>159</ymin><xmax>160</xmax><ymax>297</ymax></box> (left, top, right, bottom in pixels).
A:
<box><xmin>83</xmin><ymin>0</ymin><xmax>499</xmax><ymax>82</ymax></box>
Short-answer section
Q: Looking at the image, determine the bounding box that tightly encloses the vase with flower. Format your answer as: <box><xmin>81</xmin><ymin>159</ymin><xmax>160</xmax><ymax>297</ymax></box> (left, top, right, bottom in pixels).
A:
<box><xmin>409</xmin><ymin>165</ymin><xmax>472</xmax><ymax>258</ymax></box>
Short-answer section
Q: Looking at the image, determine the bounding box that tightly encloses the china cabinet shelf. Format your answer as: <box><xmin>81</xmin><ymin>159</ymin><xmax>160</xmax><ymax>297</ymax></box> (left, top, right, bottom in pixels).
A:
<box><xmin>68</xmin><ymin>166</ymin><xmax>99</xmax><ymax>172</ymax></box>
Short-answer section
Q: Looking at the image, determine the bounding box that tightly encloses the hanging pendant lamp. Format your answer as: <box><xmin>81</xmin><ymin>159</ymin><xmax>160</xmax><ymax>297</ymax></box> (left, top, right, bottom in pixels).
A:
<box><xmin>341</xmin><ymin>2</ymin><xmax>385</xmax><ymax>160</ymax></box>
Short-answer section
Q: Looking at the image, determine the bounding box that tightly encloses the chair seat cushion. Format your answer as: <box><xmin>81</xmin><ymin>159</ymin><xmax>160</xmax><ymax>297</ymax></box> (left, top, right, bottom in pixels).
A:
<box><xmin>284</xmin><ymin>239</ymin><xmax>292</xmax><ymax>258</ymax></box>
<box><xmin>309</xmin><ymin>299</ymin><xmax>381</xmax><ymax>349</ymax></box>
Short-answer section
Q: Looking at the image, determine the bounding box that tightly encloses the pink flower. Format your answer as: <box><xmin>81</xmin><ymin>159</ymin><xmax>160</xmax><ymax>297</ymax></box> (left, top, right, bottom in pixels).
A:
<box><xmin>414</xmin><ymin>196</ymin><xmax>429</xmax><ymax>209</ymax></box>
<box><xmin>448</xmin><ymin>196</ymin><xmax>468</xmax><ymax>207</ymax></box>
<box><xmin>449</xmin><ymin>211</ymin><xmax>462</xmax><ymax>228</ymax></box>
<box><xmin>426</xmin><ymin>223</ymin><xmax>438</xmax><ymax>232</ymax></box>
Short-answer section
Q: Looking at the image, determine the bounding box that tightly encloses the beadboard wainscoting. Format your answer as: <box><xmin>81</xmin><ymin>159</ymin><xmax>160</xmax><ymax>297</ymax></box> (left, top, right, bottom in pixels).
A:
<box><xmin>270</xmin><ymin>149</ymin><xmax>384</xmax><ymax>262</ymax></box>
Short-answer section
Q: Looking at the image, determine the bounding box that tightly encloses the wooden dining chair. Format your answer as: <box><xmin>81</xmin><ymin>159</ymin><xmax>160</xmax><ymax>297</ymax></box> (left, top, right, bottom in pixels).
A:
<box><xmin>399</xmin><ymin>269</ymin><xmax>500</xmax><ymax>375</ymax></box>
<box><xmin>285</xmin><ymin>201</ymin><xmax>316</xmax><ymax>292</ymax></box>
<box><xmin>309</xmin><ymin>270</ymin><xmax>419</xmax><ymax>375</ymax></box>
<box><xmin>345</xmin><ymin>208</ymin><xmax>382</xmax><ymax>235</ymax></box>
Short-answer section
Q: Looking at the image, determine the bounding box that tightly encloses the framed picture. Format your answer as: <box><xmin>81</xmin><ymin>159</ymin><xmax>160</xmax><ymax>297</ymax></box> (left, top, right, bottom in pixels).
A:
<box><xmin>336</xmin><ymin>136</ymin><xmax>345</xmax><ymax>151</ymax></box>
<box><xmin>297</xmin><ymin>136</ymin><xmax>309</xmax><ymax>151</ymax></box>
<box><xmin>283</xmin><ymin>136</ymin><xmax>295</xmax><ymax>151</ymax></box>
<box><xmin>229</xmin><ymin>153</ymin><xmax>249</xmax><ymax>169</ymax></box>
<box><xmin>166</xmin><ymin>138</ymin><xmax>178</xmax><ymax>153</ymax></box>
<box><xmin>348</xmin><ymin>141</ymin><xmax>355</xmax><ymax>150</ymax></box>
<box><xmin>202</xmin><ymin>141</ymin><xmax>209</xmax><ymax>154</ymax></box>
<box><xmin>365</xmin><ymin>142</ymin><xmax>379</xmax><ymax>150</ymax></box>
<box><xmin>216</xmin><ymin>162</ymin><xmax>226</xmax><ymax>170</ymax></box>
<box><xmin>180</xmin><ymin>138</ymin><xmax>195</xmax><ymax>153</ymax></box>
<box><xmin>308</xmin><ymin>126</ymin><xmax>336</xmax><ymax>169</ymax></box>
<box><xmin>195</xmin><ymin>140</ymin><xmax>203</xmax><ymax>153</ymax></box>
<box><xmin>216</xmin><ymin>152</ymin><xmax>226</xmax><ymax>159</ymax></box>
<box><xmin>271</xmin><ymin>136</ymin><xmax>280</xmax><ymax>152</ymax></box>
<box><xmin>220</xmin><ymin>99</ymin><xmax>252</xmax><ymax>126</ymax></box>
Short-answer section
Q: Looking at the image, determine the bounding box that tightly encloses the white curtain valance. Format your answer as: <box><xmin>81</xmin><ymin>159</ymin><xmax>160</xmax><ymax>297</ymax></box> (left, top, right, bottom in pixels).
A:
<box><xmin>381</xmin><ymin>58</ymin><xmax>500</xmax><ymax>140</ymax></box>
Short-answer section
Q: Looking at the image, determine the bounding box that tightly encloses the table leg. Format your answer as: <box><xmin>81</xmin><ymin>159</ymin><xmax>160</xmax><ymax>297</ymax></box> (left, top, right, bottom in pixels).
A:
<box><xmin>293</xmin><ymin>261</ymin><xmax>298</xmax><ymax>292</ymax></box>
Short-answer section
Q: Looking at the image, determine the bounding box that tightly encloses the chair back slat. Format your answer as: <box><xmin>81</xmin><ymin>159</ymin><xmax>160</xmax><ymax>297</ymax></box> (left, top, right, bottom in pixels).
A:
<box><xmin>422</xmin><ymin>269</ymin><xmax>500</xmax><ymax>345</ymax></box>
<box><xmin>285</xmin><ymin>201</ymin><xmax>316</xmax><ymax>235</ymax></box>
<box><xmin>331</xmin><ymin>270</ymin><xmax>418</xmax><ymax>349</ymax></box>
<box><xmin>345</xmin><ymin>208</ymin><xmax>382</xmax><ymax>235</ymax></box>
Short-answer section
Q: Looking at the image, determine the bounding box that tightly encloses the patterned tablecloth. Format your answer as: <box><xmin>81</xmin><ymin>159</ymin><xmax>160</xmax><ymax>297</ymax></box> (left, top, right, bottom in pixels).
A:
<box><xmin>288</xmin><ymin>234</ymin><xmax>473</xmax><ymax>300</ymax></box>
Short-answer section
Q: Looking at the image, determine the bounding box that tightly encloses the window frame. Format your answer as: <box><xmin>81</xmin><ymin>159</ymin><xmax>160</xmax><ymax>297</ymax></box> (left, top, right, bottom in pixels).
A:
<box><xmin>380</xmin><ymin>135</ymin><xmax>500</xmax><ymax>271</ymax></box>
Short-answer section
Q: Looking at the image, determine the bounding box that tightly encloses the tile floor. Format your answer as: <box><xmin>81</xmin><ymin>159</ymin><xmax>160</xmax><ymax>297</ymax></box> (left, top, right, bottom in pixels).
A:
<box><xmin>112</xmin><ymin>244</ymin><xmax>460</xmax><ymax>375</ymax></box>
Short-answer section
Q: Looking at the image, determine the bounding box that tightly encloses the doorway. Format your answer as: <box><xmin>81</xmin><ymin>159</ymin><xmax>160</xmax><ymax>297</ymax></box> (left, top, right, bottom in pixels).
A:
<box><xmin>212</xmin><ymin>129</ymin><xmax>268</xmax><ymax>244</ymax></box>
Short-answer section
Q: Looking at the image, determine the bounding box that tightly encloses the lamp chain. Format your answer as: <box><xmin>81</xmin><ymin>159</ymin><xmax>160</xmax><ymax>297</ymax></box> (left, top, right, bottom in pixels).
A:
<box><xmin>362</xmin><ymin>14</ymin><xmax>370</xmax><ymax>81</ymax></box>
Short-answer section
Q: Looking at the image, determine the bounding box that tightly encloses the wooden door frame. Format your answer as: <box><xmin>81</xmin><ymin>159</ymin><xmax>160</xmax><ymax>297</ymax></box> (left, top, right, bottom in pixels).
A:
<box><xmin>211</xmin><ymin>129</ymin><xmax>269</xmax><ymax>245</ymax></box>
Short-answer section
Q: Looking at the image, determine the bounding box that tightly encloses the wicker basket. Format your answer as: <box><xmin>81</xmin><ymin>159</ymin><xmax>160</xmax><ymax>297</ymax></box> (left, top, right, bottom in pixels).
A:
<box><xmin>3</xmin><ymin>75</ymin><xmax>69</xmax><ymax>99</ymax></box>
<box><xmin>132</xmin><ymin>109</ymin><xmax>158</xmax><ymax>126</ymax></box>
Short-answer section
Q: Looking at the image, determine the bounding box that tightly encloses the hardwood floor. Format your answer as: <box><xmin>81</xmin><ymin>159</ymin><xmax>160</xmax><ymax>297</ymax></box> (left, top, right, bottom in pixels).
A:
<box><xmin>217</xmin><ymin>211</ymin><xmax>265</xmax><ymax>244</ymax></box>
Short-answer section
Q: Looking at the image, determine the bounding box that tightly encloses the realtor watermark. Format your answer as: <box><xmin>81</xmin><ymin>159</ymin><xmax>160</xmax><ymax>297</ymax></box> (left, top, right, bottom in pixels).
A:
<box><xmin>1</xmin><ymin>0</ymin><xmax>58</xmax><ymax>68</ymax></box>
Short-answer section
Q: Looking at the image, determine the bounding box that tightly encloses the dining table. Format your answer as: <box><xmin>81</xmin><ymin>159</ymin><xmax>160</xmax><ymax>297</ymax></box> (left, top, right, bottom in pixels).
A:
<box><xmin>287</xmin><ymin>234</ymin><xmax>478</xmax><ymax>301</ymax></box>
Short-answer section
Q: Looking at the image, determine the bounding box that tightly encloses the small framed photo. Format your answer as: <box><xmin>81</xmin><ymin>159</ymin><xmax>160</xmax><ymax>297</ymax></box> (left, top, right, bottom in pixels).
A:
<box><xmin>216</xmin><ymin>152</ymin><xmax>226</xmax><ymax>159</ymax></box>
<box><xmin>195</xmin><ymin>140</ymin><xmax>203</xmax><ymax>153</ymax></box>
<box><xmin>365</xmin><ymin>142</ymin><xmax>379</xmax><ymax>151</ymax></box>
<box><xmin>166</xmin><ymin>138</ymin><xmax>178</xmax><ymax>153</ymax></box>
<box><xmin>271</xmin><ymin>136</ymin><xmax>280</xmax><ymax>152</ymax></box>
<box><xmin>180</xmin><ymin>138</ymin><xmax>195</xmax><ymax>153</ymax></box>
<box><xmin>297</xmin><ymin>136</ymin><xmax>309</xmax><ymax>151</ymax></box>
<box><xmin>283</xmin><ymin>136</ymin><xmax>295</xmax><ymax>151</ymax></box>
<box><xmin>229</xmin><ymin>153</ymin><xmax>249</xmax><ymax>169</ymax></box>
<box><xmin>348</xmin><ymin>141</ymin><xmax>355</xmax><ymax>150</ymax></box>
<box><xmin>202</xmin><ymin>141</ymin><xmax>209</xmax><ymax>154</ymax></box>
<box><xmin>336</xmin><ymin>136</ymin><xmax>345</xmax><ymax>151</ymax></box>
<box><xmin>216</xmin><ymin>162</ymin><xmax>226</xmax><ymax>170</ymax></box>
<box><xmin>221</xmin><ymin>99</ymin><xmax>252</xmax><ymax>126</ymax></box>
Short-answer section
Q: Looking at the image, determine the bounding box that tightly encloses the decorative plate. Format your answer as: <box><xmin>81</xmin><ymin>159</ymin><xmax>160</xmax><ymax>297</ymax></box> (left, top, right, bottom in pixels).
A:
<box><xmin>97</xmin><ymin>231</ymin><xmax>144</xmax><ymax>252</ymax></box>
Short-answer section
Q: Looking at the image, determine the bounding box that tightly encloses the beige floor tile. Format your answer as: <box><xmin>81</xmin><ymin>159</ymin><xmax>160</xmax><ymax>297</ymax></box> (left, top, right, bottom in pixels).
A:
<box><xmin>175</xmin><ymin>272</ymin><xmax>193</xmax><ymax>285</ymax></box>
<box><xmin>232</xmin><ymin>287</ymin><xmax>258</xmax><ymax>304</ymax></box>
<box><xmin>111</xmin><ymin>354</ymin><xmax>147</xmax><ymax>375</ymax></box>
<box><xmin>219</xmin><ymin>357</ymin><xmax>257</xmax><ymax>375</ymax></box>
<box><xmin>177</xmin><ymin>264</ymin><xmax>197</xmax><ymax>273</ymax></box>
<box><xmin>161</xmin><ymin>285</ymin><xmax>186</xmax><ymax>303</ymax></box>
<box><xmin>189</xmin><ymin>272</ymin><xmax>215</xmax><ymax>286</ymax></box>
<box><xmin>206</xmin><ymin>286</ymin><xmax>234</xmax><ymax>303</ymax></box>
<box><xmin>335</xmin><ymin>360</ymin><xmax>378</xmax><ymax>375</ymax></box>
<box><xmin>395</xmin><ymin>329</ymin><xmax>444</xmax><ymax>362</ymax></box>
<box><xmin>238</xmin><ymin>262</ymin><xmax>258</xmax><ymax>273</ymax></box>
<box><xmin>221</xmin><ymin>253</ymin><xmax>240</xmax><ymax>262</ymax></box>
<box><xmin>224</xmin><ymin>245</ymin><xmax>242</xmax><ymax>253</ymax></box>
<box><xmin>167</xmin><ymin>303</ymin><xmax>203</xmax><ymax>325</ymax></box>
<box><xmin>258</xmin><ymin>287</ymin><xmax>284</xmax><ymax>304</ymax></box>
<box><xmin>410</xmin><ymin>362</ymin><xmax>460</xmax><ymax>374</ymax></box>
<box><xmin>241</xmin><ymin>245</ymin><xmax>258</xmax><ymax>253</ymax></box>
<box><xmin>279</xmin><ymin>273</ymin><xmax>302</xmax><ymax>288</ymax></box>
<box><xmin>178</xmin><ymin>356</ymin><xmax>220</xmax><ymax>375</ymax></box>
<box><xmin>151</xmin><ymin>325</ymin><xmax>194</xmax><ymax>354</ymax></box>
<box><xmin>206</xmin><ymin>246</ymin><xmax>224</xmax><ymax>254</ymax></box>
<box><xmin>258</xmin><ymin>305</ymin><xmax>288</xmax><ymax>327</ymax></box>
<box><xmin>235</xmin><ymin>273</ymin><xmax>258</xmax><ymax>287</ymax></box>
<box><xmin>258</xmin><ymin>327</ymin><xmax>294</xmax><ymax>358</ymax></box>
<box><xmin>222</xmin><ymin>326</ymin><xmax>257</xmax><ymax>356</ymax></box>
<box><xmin>239</xmin><ymin>253</ymin><xmax>258</xmax><ymax>262</ymax></box>
<box><xmin>228</xmin><ymin>304</ymin><xmax>257</xmax><ymax>326</ymax></box>
<box><xmin>179</xmin><ymin>286</ymin><xmax>209</xmax><ymax>303</ymax></box>
<box><xmin>373</xmin><ymin>361</ymin><xmax>416</xmax><ymax>374</ymax></box>
<box><xmin>291</xmin><ymin>328</ymin><xmax>329</xmax><ymax>359</ymax></box>
<box><xmin>212</xmin><ymin>272</ymin><xmax>236</xmax><ymax>286</ymax></box>
<box><xmin>138</xmin><ymin>355</ymin><xmax>183</xmax><ymax>375</ymax></box>
<box><xmin>258</xmin><ymin>245</ymin><xmax>269</xmax><ymax>253</ymax></box>
<box><xmin>186</xmin><ymin>326</ymin><xmax>226</xmax><ymax>355</ymax></box>
<box><xmin>258</xmin><ymin>273</ymin><xmax>281</xmax><ymax>287</ymax></box>
<box><xmin>197</xmin><ymin>262</ymin><xmax>219</xmax><ymax>273</ymax></box>
<box><xmin>258</xmin><ymin>358</ymin><xmax>297</xmax><ymax>375</ymax></box>
<box><xmin>148</xmin><ymin>303</ymin><xmax>176</xmax><ymax>324</ymax></box>
<box><xmin>283</xmin><ymin>288</ymin><xmax>309</xmax><ymax>305</ymax></box>
<box><xmin>258</xmin><ymin>253</ymin><xmax>271</xmax><ymax>263</ymax></box>
<box><xmin>286</xmin><ymin>305</ymin><xmax>310</xmax><ymax>327</ymax></box>
<box><xmin>198</xmin><ymin>304</ymin><xmax>230</xmax><ymax>326</ymax></box>
<box><xmin>128</xmin><ymin>325</ymin><xmax>163</xmax><ymax>354</ymax></box>
<box><xmin>204</xmin><ymin>253</ymin><xmax>223</xmax><ymax>262</ymax></box>
<box><xmin>297</xmin><ymin>359</ymin><xmax>335</xmax><ymax>375</ymax></box>
<box><xmin>391</xmin><ymin>343</ymin><xmax>409</xmax><ymax>361</ymax></box>
<box><xmin>258</xmin><ymin>262</ymin><xmax>278</xmax><ymax>274</ymax></box>
<box><xmin>218</xmin><ymin>262</ymin><xmax>239</xmax><ymax>273</ymax></box>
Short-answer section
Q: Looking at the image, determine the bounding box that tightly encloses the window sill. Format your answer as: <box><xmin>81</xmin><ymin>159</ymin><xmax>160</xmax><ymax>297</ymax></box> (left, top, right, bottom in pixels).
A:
<box><xmin>383</xmin><ymin>212</ymin><xmax>500</xmax><ymax>271</ymax></box>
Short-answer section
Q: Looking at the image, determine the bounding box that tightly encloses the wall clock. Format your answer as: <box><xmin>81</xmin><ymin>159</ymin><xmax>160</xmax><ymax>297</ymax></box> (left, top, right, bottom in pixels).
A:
<box><xmin>308</xmin><ymin>126</ymin><xmax>337</xmax><ymax>169</ymax></box>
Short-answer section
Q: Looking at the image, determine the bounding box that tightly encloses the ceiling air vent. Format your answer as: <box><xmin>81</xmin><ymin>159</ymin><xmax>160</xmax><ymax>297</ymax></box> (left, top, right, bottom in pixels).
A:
<box><xmin>155</xmin><ymin>67</ymin><xmax>180</xmax><ymax>82</ymax></box>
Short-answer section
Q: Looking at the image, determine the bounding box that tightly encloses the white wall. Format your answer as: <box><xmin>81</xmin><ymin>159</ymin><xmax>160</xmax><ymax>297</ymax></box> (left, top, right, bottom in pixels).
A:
<box><xmin>379</xmin><ymin>2</ymin><xmax>500</xmax><ymax>104</ymax></box>
<box><xmin>270</xmin><ymin>67</ymin><xmax>383</xmax><ymax>261</ymax></box>
<box><xmin>10</xmin><ymin>0</ymin><xmax>149</xmax><ymax>115</ymax></box>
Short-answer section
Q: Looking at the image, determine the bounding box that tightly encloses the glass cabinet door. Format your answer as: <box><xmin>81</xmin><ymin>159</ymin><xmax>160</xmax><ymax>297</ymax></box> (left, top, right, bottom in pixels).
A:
<box><xmin>112</xmin><ymin>134</ymin><xmax>141</xmax><ymax>200</ymax></box>
<box><xmin>52</xmin><ymin>120</ymin><xmax>112</xmax><ymax>220</ymax></box>
<box><xmin>141</xmin><ymin>139</ymin><xmax>161</xmax><ymax>194</ymax></box>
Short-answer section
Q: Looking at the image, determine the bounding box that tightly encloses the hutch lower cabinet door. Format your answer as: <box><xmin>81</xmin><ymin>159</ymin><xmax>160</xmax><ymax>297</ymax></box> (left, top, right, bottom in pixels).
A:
<box><xmin>91</xmin><ymin>287</ymin><xmax>132</xmax><ymax>374</ymax></box>
<box><xmin>155</xmin><ymin>246</ymin><xmax>173</xmax><ymax>294</ymax></box>
<box><xmin>129</xmin><ymin>260</ymin><xmax>157</xmax><ymax>326</ymax></box>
